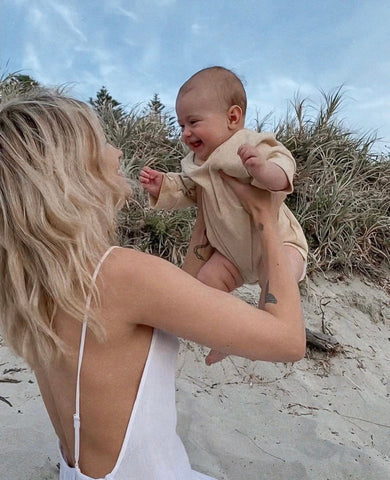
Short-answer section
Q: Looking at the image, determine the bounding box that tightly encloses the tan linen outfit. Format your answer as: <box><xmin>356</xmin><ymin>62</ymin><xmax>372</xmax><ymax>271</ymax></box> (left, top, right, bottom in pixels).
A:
<box><xmin>150</xmin><ymin>129</ymin><xmax>308</xmax><ymax>283</ymax></box>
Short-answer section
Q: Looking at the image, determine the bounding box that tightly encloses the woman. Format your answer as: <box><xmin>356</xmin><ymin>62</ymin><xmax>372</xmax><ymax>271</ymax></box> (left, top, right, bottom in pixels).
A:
<box><xmin>0</xmin><ymin>90</ymin><xmax>305</xmax><ymax>479</ymax></box>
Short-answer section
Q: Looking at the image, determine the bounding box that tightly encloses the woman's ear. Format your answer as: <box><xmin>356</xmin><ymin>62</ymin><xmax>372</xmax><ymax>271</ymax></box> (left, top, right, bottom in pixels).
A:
<box><xmin>227</xmin><ymin>105</ymin><xmax>243</xmax><ymax>130</ymax></box>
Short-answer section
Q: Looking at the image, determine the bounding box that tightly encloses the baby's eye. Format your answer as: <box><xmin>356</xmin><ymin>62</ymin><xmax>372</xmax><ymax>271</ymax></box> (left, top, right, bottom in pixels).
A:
<box><xmin>190</xmin><ymin>119</ymin><xmax>199</xmax><ymax>125</ymax></box>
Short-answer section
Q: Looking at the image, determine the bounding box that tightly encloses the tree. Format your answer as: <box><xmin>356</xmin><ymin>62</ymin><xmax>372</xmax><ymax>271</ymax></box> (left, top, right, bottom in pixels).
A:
<box><xmin>89</xmin><ymin>86</ymin><xmax>120</xmax><ymax>109</ymax></box>
<box><xmin>144</xmin><ymin>93</ymin><xmax>177</xmax><ymax>137</ymax></box>
<box><xmin>147</xmin><ymin>93</ymin><xmax>165</xmax><ymax>117</ymax></box>
<box><xmin>89</xmin><ymin>86</ymin><xmax>124</xmax><ymax>121</ymax></box>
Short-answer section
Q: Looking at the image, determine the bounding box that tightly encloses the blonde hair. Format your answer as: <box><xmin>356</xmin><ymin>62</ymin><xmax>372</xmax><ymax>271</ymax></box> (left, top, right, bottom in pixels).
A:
<box><xmin>0</xmin><ymin>89</ymin><xmax>128</xmax><ymax>367</ymax></box>
<box><xmin>178</xmin><ymin>66</ymin><xmax>247</xmax><ymax>116</ymax></box>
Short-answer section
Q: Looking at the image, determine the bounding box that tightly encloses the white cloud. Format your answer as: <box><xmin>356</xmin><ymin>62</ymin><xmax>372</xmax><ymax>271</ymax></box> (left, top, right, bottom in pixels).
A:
<box><xmin>29</xmin><ymin>6</ymin><xmax>44</xmax><ymax>25</ymax></box>
<box><xmin>23</xmin><ymin>44</ymin><xmax>41</xmax><ymax>73</ymax></box>
<box><xmin>3</xmin><ymin>0</ymin><xmax>389</xmax><ymax>149</ymax></box>
<box><xmin>155</xmin><ymin>0</ymin><xmax>176</xmax><ymax>6</ymax></box>
<box><xmin>124</xmin><ymin>38</ymin><xmax>138</xmax><ymax>47</ymax></box>
<box><xmin>114</xmin><ymin>6</ymin><xmax>138</xmax><ymax>22</ymax></box>
<box><xmin>75</xmin><ymin>45</ymin><xmax>112</xmax><ymax>63</ymax></box>
<box><xmin>47</xmin><ymin>1</ymin><xmax>87</xmax><ymax>42</ymax></box>
<box><xmin>73</xmin><ymin>45</ymin><xmax>120</xmax><ymax>79</ymax></box>
<box><xmin>139</xmin><ymin>39</ymin><xmax>160</xmax><ymax>71</ymax></box>
<box><xmin>191</xmin><ymin>23</ymin><xmax>203</xmax><ymax>35</ymax></box>
<box><xmin>4</xmin><ymin>0</ymin><xmax>27</xmax><ymax>4</ymax></box>
<box><xmin>356</xmin><ymin>97</ymin><xmax>390</xmax><ymax>111</ymax></box>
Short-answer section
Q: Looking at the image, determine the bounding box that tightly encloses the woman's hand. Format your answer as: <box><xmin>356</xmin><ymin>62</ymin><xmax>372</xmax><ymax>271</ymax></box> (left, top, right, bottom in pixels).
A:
<box><xmin>219</xmin><ymin>170</ymin><xmax>285</xmax><ymax>219</ymax></box>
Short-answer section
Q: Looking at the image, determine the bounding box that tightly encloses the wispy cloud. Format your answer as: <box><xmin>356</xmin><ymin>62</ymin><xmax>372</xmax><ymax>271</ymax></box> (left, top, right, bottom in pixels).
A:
<box><xmin>138</xmin><ymin>38</ymin><xmax>160</xmax><ymax>72</ymax></box>
<box><xmin>47</xmin><ymin>0</ymin><xmax>87</xmax><ymax>42</ymax></box>
<box><xmin>113</xmin><ymin>6</ymin><xmax>139</xmax><ymax>22</ymax></box>
<box><xmin>4</xmin><ymin>0</ymin><xmax>27</xmax><ymax>4</ymax></box>
<box><xmin>191</xmin><ymin>23</ymin><xmax>203</xmax><ymax>35</ymax></box>
<box><xmin>29</xmin><ymin>6</ymin><xmax>44</xmax><ymax>25</ymax></box>
<box><xmin>356</xmin><ymin>97</ymin><xmax>390</xmax><ymax>112</ymax></box>
<box><xmin>2</xmin><ymin>0</ymin><xmax>389</xmax><ymax>147</ymax></box>
<box><xmin>155</xmin><ymin>0</ymin><xmax>176</xmax><ymax>6</ymax></box>
<box><xmin>23</xmin><ymin>43</ymin><xmax>41</xmax><ymax>73</ymax></box>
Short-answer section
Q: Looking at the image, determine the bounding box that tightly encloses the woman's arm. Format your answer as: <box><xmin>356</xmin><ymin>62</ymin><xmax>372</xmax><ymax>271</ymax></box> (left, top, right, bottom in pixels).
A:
<box><xmin>114</xmin><ymin>175</ymin><xmax>305</xmax><ymax>363</ymax></box>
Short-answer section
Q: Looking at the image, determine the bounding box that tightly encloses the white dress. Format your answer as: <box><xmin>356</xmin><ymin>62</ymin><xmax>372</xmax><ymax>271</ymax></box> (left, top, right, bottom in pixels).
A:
<box><xmin>59</xmin><ymin>247</ymin><xmax>216</xmax><ymax>480</ymax></box>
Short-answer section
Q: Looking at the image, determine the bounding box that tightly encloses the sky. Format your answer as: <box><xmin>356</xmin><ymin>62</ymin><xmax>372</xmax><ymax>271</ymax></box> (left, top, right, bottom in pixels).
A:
<box><xmin>2</xmin><ymin>0</ymin><xmax>390</xmax><ymax>152</ymax></box>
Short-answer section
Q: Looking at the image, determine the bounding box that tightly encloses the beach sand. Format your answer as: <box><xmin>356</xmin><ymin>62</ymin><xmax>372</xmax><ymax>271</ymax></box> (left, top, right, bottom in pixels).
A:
<box><xmin>1</xmin><ymin>273</ymin><xmax>389</xmax><ymax>479</ymax></box>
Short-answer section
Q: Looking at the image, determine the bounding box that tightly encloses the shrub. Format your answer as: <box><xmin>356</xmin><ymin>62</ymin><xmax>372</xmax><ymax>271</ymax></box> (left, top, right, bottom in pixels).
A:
<box><xmin>271</xmin><ymin>88</ymin><xmax>389</xmax><ymax>281</ymax></box>
<box><xmin>93</xmin><ymin>98</ymin><xmax>195</xmax><ymax>266</ymax></box>
<box><xmin>1</xmin><ymin>77</ymin><xmax>388</xmax><ymax>282</ymax></box>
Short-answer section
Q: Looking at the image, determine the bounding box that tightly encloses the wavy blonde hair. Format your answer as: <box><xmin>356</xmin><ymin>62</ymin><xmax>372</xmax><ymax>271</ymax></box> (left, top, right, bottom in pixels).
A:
<box><xmin>0</xmin><ymin>90</ymin><xmax>129</xmax><ymax>367</ymax></box>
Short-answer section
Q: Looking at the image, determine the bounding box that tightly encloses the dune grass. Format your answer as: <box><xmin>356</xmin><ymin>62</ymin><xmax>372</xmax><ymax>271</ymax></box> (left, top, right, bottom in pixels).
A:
<box><xmin>272</xmin><ymin>89</ymin><xmax>389</xmax><ymax>282</ymax></box>
<box><xmin>110</xmin><ymin>87</ymin><xmax>389</xmax><ymax>286</ymax></box>
<box><xmin>1</xmin><ymin>75</ymin><xmax>389</xmax><ymax>286</ymax></box>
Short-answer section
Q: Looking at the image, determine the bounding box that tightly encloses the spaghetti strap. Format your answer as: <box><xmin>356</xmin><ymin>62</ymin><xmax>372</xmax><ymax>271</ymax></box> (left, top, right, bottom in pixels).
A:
<box><xmin>73</xmin><ymin>246</ymin><xmax>119</xmax><ymax>470</ymax></box>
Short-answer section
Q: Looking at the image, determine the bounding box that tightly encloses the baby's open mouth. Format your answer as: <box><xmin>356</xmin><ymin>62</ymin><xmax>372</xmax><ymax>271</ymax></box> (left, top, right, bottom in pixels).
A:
<box><xmin>191</xmin><ymin>140</ymin><xmax>202</xmax><ymax>149</ymax></box>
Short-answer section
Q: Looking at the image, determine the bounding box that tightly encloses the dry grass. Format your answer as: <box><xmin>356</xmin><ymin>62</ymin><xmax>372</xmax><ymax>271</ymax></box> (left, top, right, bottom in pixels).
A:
<box><xmin>94</xmin><ymin>99</ymin><xmax>195</xmax><ymax>266</ymax></box>
<box><xmin>272</xmin><ymin>89</ymin><xmax>389</xmax><ymax>282</ymax></box>
<box><xmin>1</xmin><ymin>76</ymin><xmax>389</xmax><ymax>282</ymax></box>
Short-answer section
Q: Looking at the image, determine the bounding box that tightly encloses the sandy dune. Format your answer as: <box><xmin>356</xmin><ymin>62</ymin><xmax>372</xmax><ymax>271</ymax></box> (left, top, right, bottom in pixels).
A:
<box><xmin>1</xmin><ymin>273</ymin><xmax>389</xmax><ymax>479</ymax></box>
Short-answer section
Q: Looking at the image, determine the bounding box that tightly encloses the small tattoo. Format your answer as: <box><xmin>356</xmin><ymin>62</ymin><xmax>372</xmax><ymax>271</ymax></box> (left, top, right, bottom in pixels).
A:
<box><xmin>265</xmin><ymin>292</ymin><xmax>277</xmax><ymax>304</ymax></box>
<box><xmin>264</xmin><ymin>281</ymin><xmax>277</xmax><ymax>304</ymax></box>
<box><xmin>193</xmin><ymin>242</ymin><xmax>210</xmax><ymax>261</ymax></box>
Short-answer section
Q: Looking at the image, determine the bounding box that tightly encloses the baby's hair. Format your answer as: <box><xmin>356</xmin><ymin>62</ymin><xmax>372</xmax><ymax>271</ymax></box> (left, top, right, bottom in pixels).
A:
<box><xmin>178</xmin><ymin>66</ymin><xmax>247</xmax><ymax>116</ymax></box>
<box><xmin>0</xmin><ymin>89</ymin><xmax>126</xmax><ymax>366</ymax></box>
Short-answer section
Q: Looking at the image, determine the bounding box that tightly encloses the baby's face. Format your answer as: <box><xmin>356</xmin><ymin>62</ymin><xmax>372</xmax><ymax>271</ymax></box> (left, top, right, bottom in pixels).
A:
<box><xmin>176</xmin><ymin>87</ymin><xmax>234</xmax><ymax>162</ymax></box>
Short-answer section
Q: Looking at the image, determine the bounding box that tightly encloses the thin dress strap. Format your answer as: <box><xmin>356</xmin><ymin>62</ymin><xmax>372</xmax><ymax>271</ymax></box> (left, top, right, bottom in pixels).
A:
<box><xmin>73</xmin><ymin>246</ymin><xmax>119</xmax><ymax>470</ymax></box>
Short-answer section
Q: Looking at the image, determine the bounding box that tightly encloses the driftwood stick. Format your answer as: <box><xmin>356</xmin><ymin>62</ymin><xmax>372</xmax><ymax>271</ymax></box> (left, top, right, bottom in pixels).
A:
<box><xmin>305</xmin><ymin>328</ymin><xmax>340</xmax><ymax>352</ymax></box>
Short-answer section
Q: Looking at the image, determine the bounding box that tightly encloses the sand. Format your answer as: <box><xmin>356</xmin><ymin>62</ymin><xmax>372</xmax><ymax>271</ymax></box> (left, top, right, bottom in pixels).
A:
<box><xmin>1</xmin><ymin>273</ymin><xmax>389</xmax><ymax>479</ymax></box>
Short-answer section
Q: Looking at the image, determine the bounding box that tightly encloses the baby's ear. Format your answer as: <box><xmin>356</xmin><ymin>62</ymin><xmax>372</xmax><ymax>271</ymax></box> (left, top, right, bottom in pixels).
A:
<box><xmin>227</xmin><ymin>105</ymin><xmax>243</xmax><ymax>129</ymax></box>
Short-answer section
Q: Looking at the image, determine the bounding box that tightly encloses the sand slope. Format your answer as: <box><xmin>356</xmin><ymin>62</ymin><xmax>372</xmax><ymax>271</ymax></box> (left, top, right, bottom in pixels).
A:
<box><xmin>1</xmin><ymin>274</ymin><xmax>389</xmax><ymax>479</ymax></box>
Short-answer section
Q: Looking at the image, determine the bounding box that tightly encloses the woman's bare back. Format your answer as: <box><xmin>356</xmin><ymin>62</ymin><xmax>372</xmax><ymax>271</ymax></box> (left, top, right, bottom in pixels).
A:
<box><xmin>34</xmin><ymin>249</ymin><xmax>153</xmax><ymax>477</ymax></box>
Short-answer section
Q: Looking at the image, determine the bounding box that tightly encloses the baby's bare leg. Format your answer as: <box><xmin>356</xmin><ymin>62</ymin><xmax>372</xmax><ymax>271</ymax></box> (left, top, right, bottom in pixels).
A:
<box><xmin>284</xmin><ymin>245</ymin><xmax>306</xmax><ymax>282</ymax></box>
<box><xmin>197</xmin><ymin>250</ymin><xmax>244</xmax><ymax>292</ymax></box>
<box><xmin>196</xmin><ymin>251</ymin><xmax>244</xmax><ymax>365</ymax></box>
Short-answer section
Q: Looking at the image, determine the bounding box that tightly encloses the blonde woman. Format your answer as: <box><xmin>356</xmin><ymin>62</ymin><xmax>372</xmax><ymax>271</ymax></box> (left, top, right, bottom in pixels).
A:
<box><xmin>0</xmin><ymin>90</ymin><xmax>305</xmax><ymax>480</ymax></box>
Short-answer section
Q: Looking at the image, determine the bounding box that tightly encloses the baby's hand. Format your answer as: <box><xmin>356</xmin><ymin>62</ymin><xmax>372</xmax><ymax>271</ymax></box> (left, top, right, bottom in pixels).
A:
<box><xmin>238</xmin><ymin>143</ymin><xmax>290</xmax><ymax>191</ymax></box>
<box><xmin>139</xmin><ymin>166</ymin><xmax>164</xmax><ymax>197</ymax></box>
<box><xmin>237</xmin><ymin>144</ymin><xmax>266</xmax><ymax>177</ymax></box>
<box><xmin>238</xmin><ymin>143</ymin><xmax>270</xmax><ymax>186</ymax></box>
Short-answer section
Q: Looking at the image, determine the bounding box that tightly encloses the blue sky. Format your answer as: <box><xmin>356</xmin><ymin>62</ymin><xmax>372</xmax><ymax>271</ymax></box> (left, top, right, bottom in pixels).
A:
<box><xmin>2</xmin><ymin>0</ymin><xmax>390</xmax><ymax>152</ymax></box>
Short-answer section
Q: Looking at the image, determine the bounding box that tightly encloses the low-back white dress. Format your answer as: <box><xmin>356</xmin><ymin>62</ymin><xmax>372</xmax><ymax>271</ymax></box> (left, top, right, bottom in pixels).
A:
<box><xmin>59</xmin><ymin>247</ymin><xmax>216</xmax><ymax>480</ymax></box>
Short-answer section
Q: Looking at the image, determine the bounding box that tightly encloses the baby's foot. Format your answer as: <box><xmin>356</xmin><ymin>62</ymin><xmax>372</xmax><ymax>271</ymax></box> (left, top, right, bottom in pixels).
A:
<box><xmin>205</xmin><ymin>349</ymin><xmax>227</xmax><ymax>366</ymax></box>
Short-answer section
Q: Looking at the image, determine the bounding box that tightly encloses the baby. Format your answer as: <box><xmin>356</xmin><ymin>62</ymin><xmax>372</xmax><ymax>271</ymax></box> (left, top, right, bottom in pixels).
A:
<box><xmin>140</xmin><ymin>66</ymin><xmax>308</xmax><ymax>363</ymax></box>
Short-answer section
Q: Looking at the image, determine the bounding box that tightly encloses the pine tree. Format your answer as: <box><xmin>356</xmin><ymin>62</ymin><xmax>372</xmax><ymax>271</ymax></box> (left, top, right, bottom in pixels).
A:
<box><xmin>89</xmin><ymin>86</ymin><xmax>124</xmax><ymax>121</ymax></box>
<box><xmin>147</xmin><ymin>93</ymin><xmax>165</xmax><ymax>117</ymax></box>
<box><xmin>144</xmin><ymin>93</ymin><xmax>176</xmax><ymax>137</ymax></box>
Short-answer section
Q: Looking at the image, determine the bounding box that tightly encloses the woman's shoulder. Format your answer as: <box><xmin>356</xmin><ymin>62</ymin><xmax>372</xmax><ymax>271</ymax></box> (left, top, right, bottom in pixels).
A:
<box><xmin>96</xmin><ymin>246</ymin><xmax>189</xmax><ymax>324</ymax></box>
<box><xmin>100</xmin><ymin>246</ymin><xmax>178</xmax><ymax>285</ymax></box>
